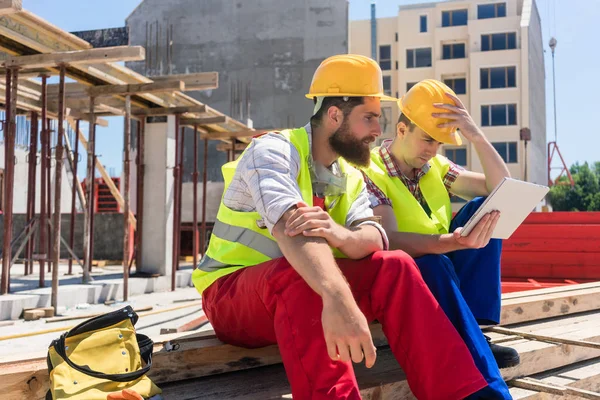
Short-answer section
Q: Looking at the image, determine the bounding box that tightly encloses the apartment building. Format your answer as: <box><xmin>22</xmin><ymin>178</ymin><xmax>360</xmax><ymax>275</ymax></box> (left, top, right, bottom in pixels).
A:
<box><xmin>350</xmin><ymin>0</ymin><xmax>547</xmax><ymax>192</ymax></box>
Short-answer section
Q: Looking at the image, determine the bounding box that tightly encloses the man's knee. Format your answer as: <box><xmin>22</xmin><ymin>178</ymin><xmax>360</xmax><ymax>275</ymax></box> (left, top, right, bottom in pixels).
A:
<box><xmin>372</xmin><ymin>250</ymin><xmax>423</xmax><ymax>280</ymax></box>
<box><xmin>415</xmin><ymin>254</ymin><xmax>460</xmax><ymax>285</ymax></box>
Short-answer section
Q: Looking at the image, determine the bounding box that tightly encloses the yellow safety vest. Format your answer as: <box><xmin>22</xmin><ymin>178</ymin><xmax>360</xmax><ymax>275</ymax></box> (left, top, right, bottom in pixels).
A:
<box><xmin>192</xmin><ymin>127</ymin><xmax>365</xmax><ymax>294</ymax></box>
<box><xmin>362</xmin><ymin>149</ymin><xmax>452</xmax><ymax>235</ymax></box>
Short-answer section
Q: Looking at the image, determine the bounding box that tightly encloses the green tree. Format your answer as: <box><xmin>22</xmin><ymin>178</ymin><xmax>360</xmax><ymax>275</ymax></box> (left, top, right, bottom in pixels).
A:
<box><xmin>549</xmin><ymin>162</ymin><xmax>600</xmax><ymax>211</ymax></box>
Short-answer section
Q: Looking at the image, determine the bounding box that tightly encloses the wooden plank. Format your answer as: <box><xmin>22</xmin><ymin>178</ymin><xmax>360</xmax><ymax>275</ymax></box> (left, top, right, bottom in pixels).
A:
<box><xmin>3</xmin><ymin>46</ymin><xmax>145</xmax><ymax>69</ymax></box>
<box><xmin>523</xmin><ymin>212</ymin><xmax>600</xmax><ymax>225</ymax></box>
<box><xmin>67</xmin><ymin>110</ymin><xmax>109</xmax><ymax>127</ymax></box>
<box><xmin>181</xmin><ymin>116</ymin><xmax>227</xmax><ymax>126</ymax></box>
<box><xmin>504</xmin><ymin>238</ymin><xmax>600</xmax><ymax>253</ymax></box>
<box><xmin>159</xmin><ymin>315</ymin><xmax>210</xmax><ymax>335</ymax></box>
<box><xmin>67</xmin><ymin>118</ymin><xmax>136</xmax><ymax>229</ymax></box>
<box><xmin>490</xmin><ymin>327</ymin><xmax>600</xmax><ymax>350</ymax></box>
<box><xmin>509</xmin><ymin>378</ymin><xmax>567</xmax><ymax>395</ymax></box>
<box><xmin>87</xmin><ymin>80</ymin><xmax>184</xmax><ymax>97</ymax></box>
<box><xmin>502</xmin><ymin>282</ymin><xmax>600</xmax><ymax>300</ymax></box>
<box><xmin>0</xmin><ymin>0</ymin><xmax>21</xmax><ymax>15</ymax></box>
<box><xmin>510</xmin><ymin>225</ymin><xmax>600</xmax><ymax>240</ymax></box>
<box><xmin>132</xmin><ymin>105</ymin><xmax>207</xmax><ymax>116</ymax></box>
<box><xmin>216</xmin><ymin>143</ymin><xmax>248</xmax><ymax>152</ymax></box>
<box><xmin>502</xmin><ymin>251</ymin><xmax>600</xmax><ymax>268</ymax></box>
<box><xmin>5</xmin><ymin>311</ymin><xmax>600</xmax><ymax>400</ymax></box>
<box><xmin>151</xmin><ymin>72</ymin><xmax>219</xmax><ymax>91</ymax></box>
<box><xmin>502</xmin><ymin>264</ymin><xmax>600</xmax><ymax>280</ymax></box>
<box><xmin>500</xmin><ymin>286</ymin><xmax>600</xmax><ymax>325</ymax></box>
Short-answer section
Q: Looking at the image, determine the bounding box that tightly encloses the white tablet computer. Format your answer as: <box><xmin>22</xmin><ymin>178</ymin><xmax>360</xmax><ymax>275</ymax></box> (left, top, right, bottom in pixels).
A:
<box><xmin>460</xmin><ymin>178</ymin><xmax>550</xmax><ymax>239</ymax></box>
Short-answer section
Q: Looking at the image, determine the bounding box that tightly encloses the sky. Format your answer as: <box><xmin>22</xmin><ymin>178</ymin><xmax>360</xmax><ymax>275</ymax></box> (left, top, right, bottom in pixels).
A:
<box><xmin>24</xmin><ymin>0</ymin><xmax>599</xmax><ymax>177</ymax></box>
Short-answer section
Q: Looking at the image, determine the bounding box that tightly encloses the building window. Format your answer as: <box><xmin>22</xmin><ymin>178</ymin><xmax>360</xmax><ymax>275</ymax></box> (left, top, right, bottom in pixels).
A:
<box><xmin>492</xmin><ymin>142</ymin><xmax>518</xmax><ymax>163</ymax></box>
<box><xmin>379</xmin><ymin>45</ymin><xmax>391</xmax><ymax>70</ymax></box>
<box><xmin>383</xmin><ymin>76</ymin><xmax>392</xmax><ymax>96</ymax></box>
<box><xmin>420</xmin><ymin>15</ymin><xmax>427</xmax><ymax>32</ymax></box>
<box><xmin>480</xmin><ymin>66</ymin><xmax>516</xmax><ymax>89</ymax></box>
<box><xmin>442</xmin><ymin>43</ymin><xmax>466</xmax><ymax>59</ymax></box>
<box><xmin>444</xmin><ymin>147</ymin><xmax>467</xmax><ymax>166</ymax></box>
<box><xmin>395</xmin><ymin>60</ymin><xmax>399</xmax><ymax>70</ymax></box>
<box><xmin>478</xmin><ymin>3</ymin><xmax>507</xmax><ymax>19</ymax></box>
<box><xmin>380</xmin><ymin>106</ymin><xmax>393</xmax><ymax>134</ymax></box>
<box><xmin>406</xmin><ymin>82</ymin><xmax>417</xmax><ymax>92</ymax></box>
<box><xmin>481</xmin><ymin>32</ymin><xmax>517</xmax><ymax>51</ymax></box>
<box><xmin>395</xmin><ymin>32</ymin><xmax>398</xmax><ymax>42</ymax></box>
<box><xmin>481</xmin><ymin>104</ymin><xmax>517</xmax><ymax>126</ymax></box>
<box><xmin>444</xmin><ymin>78</ymin><xmax>466</xmax><ymax>94</ymax></box>
<box><xmin>442</xmin><ymin>9</ymin><xmax>468</xmax><ymax>27</ymax></box>
<box><xmin>406</xmin><ymin>48</ymin><xmax>432</xmax><ymax>68</ymax></box>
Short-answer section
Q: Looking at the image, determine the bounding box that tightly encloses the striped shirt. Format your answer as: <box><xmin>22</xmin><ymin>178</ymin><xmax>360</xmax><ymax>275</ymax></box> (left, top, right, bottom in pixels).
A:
<box><xmin>222</xmin><ymin>123</ymin><xmax>388</xmax><ymax>248</ymax></box>
<box><xmin>363</xmin><ymin>139</ymin><xmax>464</xmax><ymax>212</ymax></box>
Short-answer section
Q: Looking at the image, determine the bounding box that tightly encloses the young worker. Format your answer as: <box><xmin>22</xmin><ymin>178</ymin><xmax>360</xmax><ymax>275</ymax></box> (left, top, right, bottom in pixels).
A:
<box><xmin>193</xmin><ymin>57</ymin><xmax>504</xmax><ymax>399</ymax></box>
<box><xmin>362</xmin><ymin>78</ymin><xmax>519</xmax><ymax>395</ymax></box>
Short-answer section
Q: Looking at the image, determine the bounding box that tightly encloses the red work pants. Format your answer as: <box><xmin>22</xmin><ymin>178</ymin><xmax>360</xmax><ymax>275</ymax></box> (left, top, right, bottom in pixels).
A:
<box><xmin>202</xmin><ymin>250</ymin><xmax>487</xmax><ymax>399</ymax></box>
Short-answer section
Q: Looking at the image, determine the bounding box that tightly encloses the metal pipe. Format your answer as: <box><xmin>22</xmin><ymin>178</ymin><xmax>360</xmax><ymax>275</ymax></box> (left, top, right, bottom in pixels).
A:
<box><xmin>135</xmin><ymin>119</ymin><xmax>145</xmax><ymax>272</ymax></box>
<box><xmin>46</xmin><ymin>118</ymin><xmax>52</xmax><ymax>273</ymax></box>
<box><xmin>39</xmin><ymin>75</ymin><xmax>48</xmax><ymax>288</ymax></box>
<box><xmin>171</xmin><ymin>115</ymin><xmax>180</xmax><ymax>291</ymax></box>
<box><xmin>89</xmin><ymin>154</ymin><xmax>96</xmax><ymax>272</ymax></box>
<box><xmin>25</xmin><ymin>111</ymin><xmax>38</xmax><ymax>275</ymax></box>
<box><xmin>51</xmin><ymin>65</ymin><xmax>66</xmax><ymax>312</ymax></box>
<box><xmin>82</xmin><ymin>97</ymin><xmax>95</xmax><ymax>283</ymax></box>
<box><xmin>1</xmin><ymin>68</ymin><xmax>15</xmax><ymax>295</ymax></box>
<box><xmin>201</xmin><ymin>138</ymin><xmax>208</xmax><ymax>256</ymax></box>
<box><xmin>123</xmin><ymin>96</ymin><xmax>131</xmax><ymax>301</ymax></box>
<box><xmin>176</xmin><ymin>125</ymin><xmax>184</xmax><ymax>271</ymax></box>
<box><xmin>67</xmin><ymin>120</ymin><xmax>80</xmax><ymax>276</ymax></box>
<box><xmin>192</xmin><ymin>125</ymin><xmax>198</xmax><ymax>266</ymax></box>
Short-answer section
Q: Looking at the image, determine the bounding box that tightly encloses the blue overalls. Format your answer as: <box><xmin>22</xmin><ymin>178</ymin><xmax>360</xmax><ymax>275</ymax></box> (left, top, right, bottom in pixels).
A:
<box><xmin>415</xmin><ymin>197</ymin><xmax>511</xmax><ymax>399</ymax></box>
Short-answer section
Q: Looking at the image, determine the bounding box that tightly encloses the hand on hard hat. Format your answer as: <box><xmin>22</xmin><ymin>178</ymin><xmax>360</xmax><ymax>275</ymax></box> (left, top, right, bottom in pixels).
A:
<box><xmin>432</xmin><ymin>93</ymin><xmax>484</xmax><ymax>144</ymax></box>
<box><xmin>306</xmin><ymin>54</ymin><xmax>397</xmax><ymax>102</ymax></box>
<box><xmin>397</xmin><ymin>79</ymin><xmax>462</xmax><ymax>145</ymax></box>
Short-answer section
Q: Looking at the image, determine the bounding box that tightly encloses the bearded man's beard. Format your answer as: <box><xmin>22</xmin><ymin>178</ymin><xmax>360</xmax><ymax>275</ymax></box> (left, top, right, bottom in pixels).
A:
<box><xmin>328</xmin><ymin>119</ymin><xmax>372</xmax><ymax>167</ymax></box>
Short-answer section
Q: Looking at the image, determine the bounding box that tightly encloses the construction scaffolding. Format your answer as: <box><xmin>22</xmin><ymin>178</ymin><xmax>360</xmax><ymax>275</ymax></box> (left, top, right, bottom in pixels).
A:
<box><xmin>0</xmin><ymin>1</ymin><xmax>260</xmax><ymax>311</ymax></box>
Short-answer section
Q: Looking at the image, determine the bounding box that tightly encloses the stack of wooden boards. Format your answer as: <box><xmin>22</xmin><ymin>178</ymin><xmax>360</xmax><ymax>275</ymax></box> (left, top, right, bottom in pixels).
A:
<box><xmin>3</xmin><ymin>282</ymin><xmax>600</xmax><ymax>399</ymax></box>
<box><xmin>502</xmin><ymin>212</ymin><xmax>600</xmax><ymax>292</ymax></box>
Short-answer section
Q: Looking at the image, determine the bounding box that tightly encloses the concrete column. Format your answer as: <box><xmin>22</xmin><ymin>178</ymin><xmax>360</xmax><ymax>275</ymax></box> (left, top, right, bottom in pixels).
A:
<box><xmin>140</xmin><ymin>116</ymin><xmax>175</xmax><ymax>276</ymax></box>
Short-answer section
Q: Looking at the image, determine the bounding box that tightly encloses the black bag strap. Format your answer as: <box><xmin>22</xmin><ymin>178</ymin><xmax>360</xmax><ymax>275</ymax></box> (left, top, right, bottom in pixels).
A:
<box><xmin>52</xmin><ymin>307</ymin><xmax>154</xmax><ymax>383</ymax></box>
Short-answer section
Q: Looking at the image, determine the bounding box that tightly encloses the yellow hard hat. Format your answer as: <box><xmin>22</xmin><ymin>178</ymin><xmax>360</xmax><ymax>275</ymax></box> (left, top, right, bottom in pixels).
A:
<box><xmin>306</xmin><ymin>54</ymin><xmax>397</xmax><ymax>102</ymax></box>
<box><xmin>397</xmin><ymin>79</ymin><xmax>462</xmax><ymax>145</ymax></box>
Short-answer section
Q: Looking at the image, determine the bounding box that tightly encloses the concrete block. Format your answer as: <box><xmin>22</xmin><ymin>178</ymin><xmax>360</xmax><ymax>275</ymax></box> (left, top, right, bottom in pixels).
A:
<box><xmin>0</xmin><ymin>294</ymin><xmax>39</xmax><ymax>320</ymax></box>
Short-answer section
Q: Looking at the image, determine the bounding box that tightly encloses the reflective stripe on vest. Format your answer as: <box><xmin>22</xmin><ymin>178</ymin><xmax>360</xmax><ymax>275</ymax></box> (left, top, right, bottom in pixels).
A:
<box><xmin>192</xmin><ymin>127</ymin><xmax>365</xmax><ymax>294</ymax></box>
<box><xmin>197</xmin><ymin>220</ymin><xmax>283</xmax><ymax>272</ymax></box>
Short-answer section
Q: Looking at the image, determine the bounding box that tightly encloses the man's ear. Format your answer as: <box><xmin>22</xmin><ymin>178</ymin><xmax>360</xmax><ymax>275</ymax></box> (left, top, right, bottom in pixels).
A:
<box><xmin>396</xmin><ymin>122</ymin><xmax>407</xmax><ymax>138</ymax></box>
<box><xmin>326</xmin><ymin>106</ymin><xmax>342</xmax><ymax>126</ymax></box>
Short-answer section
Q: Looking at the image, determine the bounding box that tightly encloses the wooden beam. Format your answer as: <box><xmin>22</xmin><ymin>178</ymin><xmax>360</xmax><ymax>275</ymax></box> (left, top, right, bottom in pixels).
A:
<box><xmin>133</xmin><ymin>105</ymin><xmax>207</xmax><ymax>117</ymax></box>
<box><xmin>216</xmin><ymin>143</ymin><xmax>248</xmax><ymax>152</ymax></box>
<box><xmin>87</xmin><ymin>80</ymin><xmax>185</xmax><ymax>97</ymax></box>
<box><xmin>67</xmin><ymin>110</ymin><xmax>109</xmax><ymax>127</ymax></box>
<box><xmin>152</xmin><ymin>72</ymin><xmax>218</xmax><ymax>91</ymax></box>
<box><xmin>0</xmin><ymin>0</ymin><xmax>22</xmax><ymax>16</ymax></box>
<box><xmin>181</xmin><ymin>116</ymin><xmax>227</xmax><ymax>126</ymax></box>
<box><xmin>3</xmin><ymin>46</ymin><xmax>145</xmax><ymax>69</ymax></box>
<box><xmin>159</xmin><ymin>315</ymin><xmax>210</xmax><ymax>335</ymax></box>
<box><xmin>67</xmin><ymin>118</ymin><xmax>136</xmax><ymax>229</ymax></box>
<box><xmin>489</xmin><ymin>326</ymin><xmax>600</xmax><ymax>350</ymax></box>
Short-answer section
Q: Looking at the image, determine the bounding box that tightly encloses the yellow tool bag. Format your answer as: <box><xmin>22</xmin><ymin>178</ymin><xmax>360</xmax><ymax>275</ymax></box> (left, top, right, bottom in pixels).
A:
<box><xmin>46</xmin><ymin>305</ymin><xmax>162</xmax><ymax>399</ymax></box>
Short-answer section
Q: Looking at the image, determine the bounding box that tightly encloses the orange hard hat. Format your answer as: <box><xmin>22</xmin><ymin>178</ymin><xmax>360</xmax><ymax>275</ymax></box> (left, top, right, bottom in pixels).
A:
<box><xmin>397</xmin><ymin>79</ymin><xmax>462</xmax><ymax>145</ymax></box>
<box><xmin>306</xmin><ymin>54</ymin><xmax>397</xmax><ymax>101</ymax></box>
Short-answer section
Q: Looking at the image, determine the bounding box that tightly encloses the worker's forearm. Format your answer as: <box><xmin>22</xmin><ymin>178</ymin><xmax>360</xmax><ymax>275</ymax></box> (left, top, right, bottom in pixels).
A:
<box><xmin>338</xmin><ymin>225</ymin><xmax>384</xmax><ymax>259</ymax></box>
<box><xmin>273</xmin><ymin>221</ymin><xmax>351</xmax><ymax>299</ymax></box>
<box><xmin>471</xmin><ymin>133</ymin><xmax>511</xmax><ymax>192</ymax></box>
<box><xmin>388</xmin><ymin>231</ymin><xmax>464</xmax><ymax>258</ymax></box>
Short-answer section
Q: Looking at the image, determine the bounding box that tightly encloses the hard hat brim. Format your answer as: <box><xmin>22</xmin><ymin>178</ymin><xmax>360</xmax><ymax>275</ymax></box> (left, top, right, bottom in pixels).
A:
<box><xmin>397</xmin><ymin>99</ymin><xmax>462</xmax><ymax>146</ymax></box>
<box><xmin>305</xmin><ymin>93</ymin><xmax>398</xmax><ymax>102</ymax></box>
